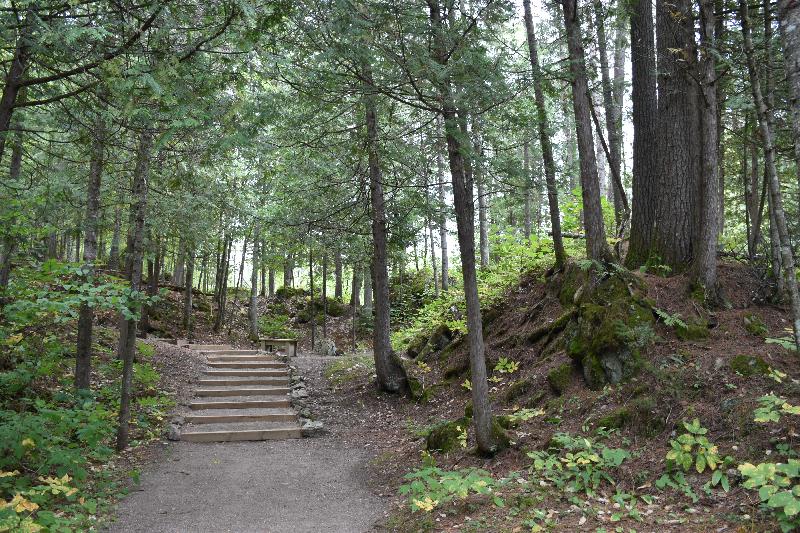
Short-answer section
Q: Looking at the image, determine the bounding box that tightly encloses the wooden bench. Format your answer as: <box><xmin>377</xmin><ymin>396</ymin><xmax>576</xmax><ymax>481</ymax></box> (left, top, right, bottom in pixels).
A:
<box><xmin>259</xmin><ymin>338</ymin><xmax>298</xmax><ymax>357</ymax></box>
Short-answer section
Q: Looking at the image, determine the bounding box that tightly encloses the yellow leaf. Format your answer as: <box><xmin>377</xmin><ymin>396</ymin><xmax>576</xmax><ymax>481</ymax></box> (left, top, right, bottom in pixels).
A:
<box><xmin>0</xmin><ymin>470</ymin><xmax>19</xmax><ymax>478</ymax></box>
<box><xmin>21</xmin><ymin>438</ymin><xmax>35</xmax><ymax>448</ymax></box>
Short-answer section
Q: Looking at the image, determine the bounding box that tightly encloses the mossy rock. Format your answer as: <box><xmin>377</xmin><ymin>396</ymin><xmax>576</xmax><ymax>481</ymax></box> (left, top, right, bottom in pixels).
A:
<box><xmin>547</xmin><ymin>363</ymin><xmax>574</xmax><ymax>396</ymax></box>
<box><xmin>490</xmin><ymin>417</ymin><xmax>512</xmax><ymax>452</ymax></box>
<box><xmin>595</xmin><ymin>396</ymin><xmax>663</xmax><ymax>436</ymax></box>
<box><xmin>743</xmin><ymin>313</ymin><xmax>768</xmax><ymax>336</ymax></box>
<box><xmin>275</xmin><ymin>286</ymin><xmax>306</xmax><ymax>300</ymax></box>
<box><xmin>408</xmin><ymin>376</ymin><xmax>424</xmax><ymax>401</ymax></box>
<box><xmin>676</xmin><ymin>318</ymin><xmax>710</xmax><ymax>340</ymax></box>
<box><xmin>425</xmin><ymin>417</ymin><xmax>469</xmax><ymax>453</ymax></box>
<box><xmin>596</xmin><ymin>407</ymin><xmax>630</xmax><ymax>430</ymax></box>
<box><xmin>524</xmin><ymin>391</ymin><xmax>546</xmax><ymax>409</ymax></box>
<box><xmin>730</xmin><ymin>354</ymin><xmax>770</xmax><ymax>376</ymax></box>
<box><xmin>563</xmin><ymin>266</ymin><xmax>653</xmax><ymax>390</ymax></box>
<box><xmin>193</xmin><ymin>298</ymin><xmax>211</xmax><ymax>313</ymax></box>
<box><xmin>495</xmin><ymin>414</ymin><xmax>517</xmax><ymax>430</ymax></box>
<box><xmin>482</xmin><ymin>304</ymin><xmax>504</xmax><ymax>329</ymax></box>
<box><xmin>503</xmin><ymin>378</ymin><xmax>534</xmax><ymax>404</ymax></box>
<box><xmin>444</xmin><ymin>357</ymin><xmax>470</xmax><ymax>380</ymax></box>
<box><xmin>418</xmin><ymin>324</ymin><xmax>454</xmax><ymax>361</ymax></box>
<box><xmin>405</xmin><ymin>333</ymin><xmax>429</xmax><ymax>359</ymax></box>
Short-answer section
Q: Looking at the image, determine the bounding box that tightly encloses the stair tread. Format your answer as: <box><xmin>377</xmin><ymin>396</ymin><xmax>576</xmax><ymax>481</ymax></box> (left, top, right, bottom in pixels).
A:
<box><xmin>188</xmin><ymin>408</ymin><xmax>296</xmax><ymax>417</ymax></box>
<box><xmin>183</xmin><ymin>421</ymin><xmax>301</xmax><ymax>432</ymax></box>
<box><xmin>189</xmin><ymin>398</ymin><xmax>291</xmax><ymax>409</ymax></box>
<box><xmin>203</xmin><ymin>370</ymin><xmax>288</xmax><ymax>376</ymax></box>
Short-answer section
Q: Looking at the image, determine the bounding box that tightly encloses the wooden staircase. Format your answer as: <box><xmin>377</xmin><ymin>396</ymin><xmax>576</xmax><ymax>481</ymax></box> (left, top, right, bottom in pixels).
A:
<box><xmin>179</xmin><ymin>344</ymin><xmax>302</xmax><ymax>442</ymax></box>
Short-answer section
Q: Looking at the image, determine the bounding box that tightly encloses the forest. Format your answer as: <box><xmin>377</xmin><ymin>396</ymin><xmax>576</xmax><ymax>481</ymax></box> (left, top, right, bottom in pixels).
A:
<box><xmin>2</xmin><ymin>0</ymin><xmax>800</xmax><ymax>531</ymax></box>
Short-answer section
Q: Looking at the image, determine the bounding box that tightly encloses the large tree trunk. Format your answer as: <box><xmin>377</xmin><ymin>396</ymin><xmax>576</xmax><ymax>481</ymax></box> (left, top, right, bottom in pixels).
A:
<box><xmin>363</xmin><ymin>61</ymin><xmax>408</xmax><ymax>394</ymax></box>
<box><xmin>249</xmin><ymin>225</ymin><xmax>260</xmax><ymax>341</ymax></box>
<box><xmin>594</xmin><ymin>0</ymin><xmax>626</xmax><ymax>227</ymax></box>
<box><xmin>350</xmin><ymin>266</ymin><xmax>362</xmax><ymax>308</ymax></box>
<box><xmin>0</xmin><ymin>20</ymin><xmax>30</xmax><ymax>165</ymax></box>
<box><xmin>75</xmin><ymin>121</ymin><xmax>105</xmax><ymax>390</ymax></box>
<box><xmin>363</xmin><ymin>263</ymin><xmax>373</xmax><ymax>314</ymax></box>
<box><xmin>626</xmin><ymin>0</ymin><xmax>660</xmax><ymax>268</ymax></box>
<box><xmin>562</xmin><ymin>0</ymin><xmax>613</xmax><ymax>262</ymax></box>
<box><xmin>522</xmin><ymin>0</ymin><xmax>567</xmax><ymax>267</ymax></box>
<box><xmin>654</xmin><ymin>0</ymin><xmax>701</xmax><ymax>270</ymax></box>
<box><xmin>778</xmin><ymin>0</ymin><xmax>800</xmax><ymax>240</ymax></box>
<box><xmin>268</xmin><ymin>267</ymin><xmax>275</xmax><ymax>297</ymax></box>
<box><xmin>741</xmin><ymin>0</ymin><xmax>800</xmax><ymax>350</ymax></box>
<box><xmin>117</xmin><ymin>128</ymin><xmax>152</xmax><ymax>451</ymax></box>
<box><xmin>173</xmin><ymin>239</ymin><xmax>185</xmax><ymax>287</ymax></box>
<box><xmin>283</xmin><ymin>253</ymin><xmax>294</xmax><ymax>288</ymax></box>
<box><xmin>429</xmin><ymin>0</ymin><xmax>496</xmax><ymax>455</ymax></box>
<box><xmin>691</xmin><ymin>0</ymin><xmax>722</xmax><ymax>300</ymax></box>
<box><xmin>0</xmin><ymin>111</ymin><xmax>23</xmax><ymax>290</ymax></box>
<box><xmin>108</xmin><ymin>198</ymin><xmax>122</xmax><ymax>271</ymax></box>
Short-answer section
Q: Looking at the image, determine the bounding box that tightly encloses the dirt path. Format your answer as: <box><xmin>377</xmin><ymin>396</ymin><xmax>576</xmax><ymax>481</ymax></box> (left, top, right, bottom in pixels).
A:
<box><xmin>106</xmin><ymin>355</ymin><xmax>385</xmax><ymax>533</ymax></box>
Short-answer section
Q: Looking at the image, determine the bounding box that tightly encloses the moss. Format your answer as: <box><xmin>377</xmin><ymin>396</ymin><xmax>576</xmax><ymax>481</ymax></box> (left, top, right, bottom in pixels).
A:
<box><xmin>730</xmin><ymin>354</ymin><xmax>770</xmax><ymax>376</ymax></box>
<box><xmin>405</xmin><ymin>333</ymin><xmax>429</xmax><ymax>359</ymax></box>
<box><xmin>275</xmin><ymin>286</ymin><xmax>306</xmax><ymax>300</ymax></box>
<box><xmin>489</xmin><ymin>417</ymin><xmax>511</xmax><ymax>453</ymax></box>
<box><xmin>503</xmin><ymin>378</ymin><xmax>534</xmax><ymax>404</ymax></box>
<box><xmin>481</xmin><ymin>304</ymin><xmax>503</xmax><ymax>329</ymax></box>
<box><xmin>524</xmin><ymin>391</ymin><xmax>546</xmax><ymax>408</ymax></box>
<box><xmin>557</xmin><ymin>264</ymin><xmax>588</xmax><ymax>306</ymax></box>
<box><xmin>425</xmin><ymin>418</ymin><xmax>469</xmax><ymax>453</ymax></box>
<box><xmin>464</xmin><ymin>400</ymin><xmax>473</xmax><ymax>419</ymax></box>
<box><xmin>562</xmin><ymin>265</ymin><xmax>654</xmax><ymax>390</ymax></box>
<box><xmin>495</xmin><ymin>414</ymin><xmax>516</xmax><ymax>430</ymax></box>
<box><xmin>596</xmin><ymin>407</ymin><xmax>630</xmax><ymax>429</ymax></box>
<box><xmin>408</xmin><ymin>377</ymin><xmax>424</xmax><ymax>401</ymax></box>
<box><xmin>547</xmin><ymin>363</ymin><xmax>573</xmax><ymax>395</ymax></box>
<box><xmin>444</xmin><ymin>357</ymin><xmax>470</xmax><ymax>380</ymax></box>
<box><xmin>676</xmin><ymin>318</ymin><xmax>709</xmax><ymax>340</ymax></box>
<box><xmin>743</xmin><ymin>313</ymin><xmax>768</xmax><ymax>336</ymax></box>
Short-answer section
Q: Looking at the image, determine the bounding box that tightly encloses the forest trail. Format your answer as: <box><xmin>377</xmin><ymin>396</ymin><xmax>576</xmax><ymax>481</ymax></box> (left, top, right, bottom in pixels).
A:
<box><xmin>107</xmin><ymin>348</ymin><xmax>384</xmax><ymax>533</ymax></box>
<box><xmin>180</xmin><ymin>344</ymin><xmax>301</xmax><ymax>442</ymax></box>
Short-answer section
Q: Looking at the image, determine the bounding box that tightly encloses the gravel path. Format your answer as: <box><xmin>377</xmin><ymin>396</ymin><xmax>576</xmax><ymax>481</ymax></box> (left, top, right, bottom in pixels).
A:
<box><xmin>106</xmin><ymin>355</ymin><xmax>385</xmax><ymax>533</ymax></box>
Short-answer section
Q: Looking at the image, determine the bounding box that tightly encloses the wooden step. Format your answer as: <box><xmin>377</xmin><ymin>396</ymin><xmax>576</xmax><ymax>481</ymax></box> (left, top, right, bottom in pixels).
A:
<box><xmin>206</xmin><ymin>355</ymin><xmax>278</xmax><ymax>363</ymax></box>
<box><xmin>195</xmin><ymin>386</ymin><xmax>290</xmax><ymax>397</ymax></box>
<box><xmin>189</xmin><ymin>398</ymin><xmax>291</xmax><ymax>410</ymax></box>
<box><xmin>180</xmin><ymin>423</ymin><xmax>302</xmax><ymax>442</ymax></box>
<box><xmin>185</xmin><ymin>409</ymin><xmax>297</xmax><ymax>424</ymax></box>
<box><xmin>207</xmin><ymin>361</ymin><xmax>285</xmax><ymax>369</ymax></box>
<box><xmin>186</xmin><ymin>344</ymin><xmax>231</xmax><ymax>351</ymax></box>
<box><xmin>200</xmin><ymin>349</ymin><xmax>260</xmax><ymax>356</ymax></box>
<box><xmin>203</xmin><ymin>369</ymin><xmax>288</xmax><ymax>377</ymax></box>
<box><xmin>197</xmin><ymin>377</ymin><xmax>289</xmax><ymax>386</ymax></box>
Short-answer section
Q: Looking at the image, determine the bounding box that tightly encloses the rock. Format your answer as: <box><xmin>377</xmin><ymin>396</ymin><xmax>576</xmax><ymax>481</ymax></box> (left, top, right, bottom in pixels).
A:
<box><xmin>425</xmin><ymin>418</ymin><xmax>468</xmax><ymax>453</ymax></box>
<box><xmin>165</xmin><ymin>424</ymin><xmax>181</xmax><ymax>441</ymax></box>
<box><xmin>298</xmin><ymin>407</ymin><xmax>312</xmax><ymax>418</ymax></box>
<box><xmin>320</xmin><ymin>339</ymin><xmax>342</xmax><ymax>357</ymax></box>
<box><xmin>676</xmin><ymin>318</ymin><xmax>710</xmax><ymax>341</ymax></box>
<box><xmin>292</xmin><ymin>388</ymin><xmax>309</xmax><ymax>400</ymax></box>
<box><xmin>301</xmin><ymin>419</ymin><xmax>327</xmax><ymax>437</ymax></box>
<box><xmin>730</xmin><ymin>354</ymin><xmax>770</xmax><ymax>376</ymax></box>
<box><xmin>291</xmin><ymin>381</ymin><xmax>306</xmax><ymax>390</ymax></box>
<box><xmin>170</xmin><ymin>416</ymin><xmax>185</xmax><ymax>426</ymax></box>
<box><xmin>547</xmin><ymin>363</ymin><xmax>574</xmax><ymax>395</ymax></box>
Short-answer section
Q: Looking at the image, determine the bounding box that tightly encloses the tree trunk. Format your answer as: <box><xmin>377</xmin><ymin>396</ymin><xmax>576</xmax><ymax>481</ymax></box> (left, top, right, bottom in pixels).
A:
<box><xmin>108</xmin><ymin>199</ymin><xmax>122</xmax><ymax>271</ymax></box>
<box><xmin>0</xmin><ymin>20</ymin><xmax>30</xmax><ymax>165</ymax></box>
<box><xmin>322</xmin><ymin>253</ymin><xmax>328</xmax><ymax>340</ymax></box>
<box><xmin>184</xmin><ymin>250</ymin><xmax>194</xmax><ymax>337</ymax></box>
<box><xmin>691</xmin><ymin>0</ymin><xmax>722</xmax><ymax>300</ymax></box>
<box><xmin>626</xmin><ymin>0</ymin><xmax>660</xmax><ymax>268</ymax></box>
<box><xmin>334</xmin><ymin>249</ymin><xmax>343</xmax><ymax>300</ymax></box>
<box><xmin>0</xmin><ymin>113</ymin><xmax>23</xmax><ymax>290</ymax></box>
<box><xmin>522</xmin><ymin>0</ymin><xmax>567</xmax><ymax>267</ymax></box>
<box><xmin>351</xmin><ymin>266</ymin><xmax>362</xmax><ymax>307</ymax></box>
<box><xmin>562</xmin><ymin>0</ymin><xmax>613</xmax><ymax>262</ymax></box>
<box><xmin>309</xmin><ymin>245</ymin><xmax>316</xmax><ymax>352</ymax></box>
<box><xmin>654</xmin><ymin>0</ymin><xmax>701</xmax><ymax>270</ymax></box>
<box><xmin>741</xmin><ymin>0</ymin><xmax>800</xmax><ymax>350</ymax></box>
<box><xmin>173</xmin><ymin>239</ymin><xmax>185</xmax><ymax>287</ymax></box>
<box><xmin>249</xmin><ymin>225</ymin><xmax>260</xmax><ymax>341</ymax></box>
<box><xmin>778</xmin><ymin>0</ymin><xmax>800</xmax><ymax>237</ymax></box>
<box><xmin>75</xmin><ymin>121</ymin><xmax>105</xmax><ymax>390</ymax></box>
<box><xmin>437</xmin><ymin>143</ymin><xmax>450</xmax><ymax>291</ymax></box>
<box><xmin>429</xmin><ymin>0</ymin><xmax>495</xmax><ymax>454</ymax></box>
<box><xmin>268</xmin><ymin>267</ymin><xmax>275</xmax><ymax>297</ymax></box>
<box><xmin>523</xmin><ymin>141</ymin><xmax>532</xmax><ymax>240</ymax></box>
<box><xmin>283</xmin><ymin>253</ymin><xmax>294</xmax><ymax>288</ymax></box>
<box><xmin>594</xmin><ymin>0</ymin><xmax>625</xmax><ymax>226</ymax></box>
<box><xmin>473</xmin><ymin>118</ymin><xmax>490</xmax><ymax>267</ymax></box>
<box><xmin>363</xmin><ymin>263</ymin><xmax>373</xmax><ymax>313</ymax></box>
<box><xmin>364</xmin><ymin>60</ymin><xmax>408</xmax><ymax>394</ymax></box>
<box><xmin>117</xmin><ymin>128</ymin><xmax>152</xmax><ymax>451</ymax></box>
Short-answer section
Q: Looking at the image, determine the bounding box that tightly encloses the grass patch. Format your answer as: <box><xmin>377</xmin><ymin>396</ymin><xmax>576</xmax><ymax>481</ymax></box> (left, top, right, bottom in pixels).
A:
<box><xmin>324</xmin><ymin>355</ymin><xmax>375</xmax><ymax>386</ymax></box>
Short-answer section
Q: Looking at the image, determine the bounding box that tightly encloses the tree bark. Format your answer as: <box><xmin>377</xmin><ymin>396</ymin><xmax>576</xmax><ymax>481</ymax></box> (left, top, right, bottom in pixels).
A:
<box><xmin>741</xmin><ymin>0</ymin><xmax>800</xmax><ymax>350</ymax></box>
<box><xmin>363</xmin><ymin>263</ymin><xmax>373</xmax><ymax>313</ymax></box>
<box><xmin>75</xmin><ymin>121</ymin><xmax>105</xmax><ymax>390</ymax></box>
<box><xmin>562</xmin><ymin>0</ymin><xmax>613</xmax><ymax>262</ymax></box>
<box><xmin>364</xmin><ymin>60</ymin><xmax>408</xmax><ymax>394</ymax></box>
<box><xmin>283</xmin><ymin>252</ymin><xmax>294</xmax><ymax>288</ymax></box>
<box><xmin>268</xmin><ymin>267</ymin><xmax>275</xmax><ymax>297</ymax></box>
<box><xmin>429</xmin><ymin>0</ymin><xmax>495</xmax><ymax>454</ymax></box>
<box><xmin>108</xmin><ymin>199</ymin><xmax>122</xmax><ymax>271</ymax></box>
<box><xmin>523</xmin><ymin>141</ymin><xmax>532</xmax><ymax>240</ymax></box>
<box><xmin>0</xmin><ymin>19</ymin><xmax>30</xmax><ymax>165</ymax></box>
<box><xmin>351</xmin><ymin>265</ymin><xmax>362</xmax><ymax>308</ymax></box>
<box><xmin>691</xmin><ymin>0</ymin><xmax>722</xmax><ymax>300</ymax></box>
<box><xmin>334</xmin><ymin>249</ymin><xmax>343</xmax><ymax>300</ymax></box>
<box><xmin>594</xmin><ymin>0</ymin><xmax>626</xmax><ymax>226</ymax></box>
<box><xmin>0</xmin><ymin>112</ymin><xmax>23</xmax><ymax>290</ymax></box>
<box><xmin>474</xmin><ymin>119</ymin><xmax>490</xmax><ymax>267</ymax></box>
<box><xmin>184</xmin><ymin>249</ymin><xmax>194</xmax><ymax>338</ymax></box>
<box><xmin>522</xmin><ymin>0</ymin><xmax>567</xmax><ymax>267</ymax></box>
<box><xmin>654</xmin><ymin>0</ymin><xmax>701</xmax><ymax>270</ymax></box>
<box><xmin>778</xmin><ymin>0</ymin><xmax>800</xmax><ymax>237</ymax></box>
<box><xmin>626</xmin><ymin>0</ymin><xmax>660</xmax><ymax>268</ymax></box>
<box><xmin>437</xmin><ymin>142</ymin><xmax>450</xmax><ymax>290</ymax></box>
<box><xmin>117</xmin><ymin>128</ymin><xmax>152</xmax><ymax>451</ymax></box>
